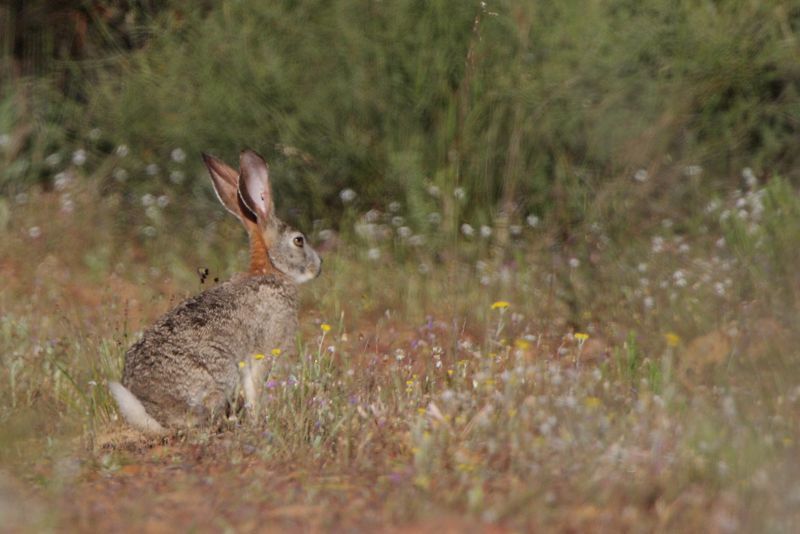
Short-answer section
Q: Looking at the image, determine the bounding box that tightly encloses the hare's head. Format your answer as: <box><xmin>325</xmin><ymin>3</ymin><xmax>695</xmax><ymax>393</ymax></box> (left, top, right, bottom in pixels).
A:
<box><xmin>202</xmin><ymin>149</ymin><xmax>321</xmax><ymax>283</ymax></box>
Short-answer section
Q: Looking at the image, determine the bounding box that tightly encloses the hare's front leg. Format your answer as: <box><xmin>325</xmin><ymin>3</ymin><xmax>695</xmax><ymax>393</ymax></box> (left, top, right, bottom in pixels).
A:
<box><xmin>239</xmin><ymin>358</ymin><xmax>268</xmax><ymax>422</ymax></box>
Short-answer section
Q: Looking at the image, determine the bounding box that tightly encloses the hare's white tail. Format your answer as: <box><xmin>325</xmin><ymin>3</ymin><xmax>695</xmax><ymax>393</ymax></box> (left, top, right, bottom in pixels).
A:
<box><xmin>108</xmin><ymin>381</ymin><xmax>166</xmax><ymax>435</ymax></box>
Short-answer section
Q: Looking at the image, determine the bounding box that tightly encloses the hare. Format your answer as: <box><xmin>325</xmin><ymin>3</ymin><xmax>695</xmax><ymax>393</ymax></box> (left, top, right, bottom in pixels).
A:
<box><xmin>108</xmin><ymin>149</ymin><xmax>321</xmax><ymax>434</ymax></box>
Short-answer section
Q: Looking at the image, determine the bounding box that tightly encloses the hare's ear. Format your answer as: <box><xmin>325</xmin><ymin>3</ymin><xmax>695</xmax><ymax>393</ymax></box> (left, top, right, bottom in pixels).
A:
<box><xmin>238</xmin><ymin>149</ymin><xmax>275</xmax><ymax>225</ymax></box>
<box><xmin>202</xmin><ymin>152</ymin><xmax>256</xmax><ymax>224</ymax></box>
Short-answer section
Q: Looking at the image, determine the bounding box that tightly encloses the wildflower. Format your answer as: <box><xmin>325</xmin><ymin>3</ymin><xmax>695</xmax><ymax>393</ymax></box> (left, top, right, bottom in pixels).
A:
<box><xmin>115</xmin><ymin>144</ymin><xmax>129</xmax><ymax>157</ymax></box>
<box><xmin>321</xmin><ymin>323</ymin><xmax>331</xmax><ymax>332</ymax></box>
<box><xmin>453</xmin><ymin>187</ymin><xmax>466</xmax><ymax>200</ymax></box>
<box><xmin>367</xmin><ymin>248</ymin><xmax>381</xmax><ymax>261</ymax></box>
<box><xmin>169</xmin><ymin>170</ymin><xmax>185</xmax><ymax>184</ymax></box>
<box><xmin>514</xmin><ymin>339</ymin><xmax>531</xmax><ymax>350</ymax></box>
<box><xmin>46</xmin><ymin>153</ymin><xmax>62</xmax><ymax>167</ymax></box>
<box><xmin>113</xmin><ymin>168</ymin><xmax>128</xmax><ymax>182</ymax></box>
<box><xmin>253</xmin><ymin>353</ymin><xmax>265</xmax><ymax>360</ymax></box>
<box><xmin>271</xmin><ymin>348</ymin><xmax>282</xmax><ymax>357</ymax></box>
<box><xmin>28</xmin><ymin>226</ymin><xmax>41</xmax><ymax>239</ymax></box>
<box><xmin>417</xmin><ymin>407</ymin><xmax>426</xmax><ymax>415</ymax></box>
<box><xmin>72</xmin><ymin>149</ymin><xmax>87</xmax><ymax>166</ymax></box>
<box><xmin>664</xmin><ymin>332</ymin><xmax>681</xmax><ymax>347</ymax></box>
<box><xmin>89</xmin><ymin>128</ymin><xmax>102</xmax><ymax>140</ymax></box>
<box><xmin>171</xmin><ymin>148</ymin><xmax>186</xmax><ymax>163</ymax></box>
<box><xmin>339</xmin><ymin>188</ymin><xmax>356</xmax><ymax>203</ymax></box>
<box><xmin>0</xmin><ymin>133</ymin><xmax>9</xmax><ymax>147</ymax></box>
<box><xmin>238</xmin><ymin>361</ymin><xmax>246</xmax><ymax>369</ymax></box>
<box><xmin>568</xmin><ymin>258</ymin><xmax>580</xmax><ymax>268</ymax></box>
<box><xmin>461</xmin><ymin>223</ymin><xmax>475</xmax><ymax>237</ymax></box>
<box><xmin>574</xmin><ymin>332</ymin><xmax>589</xmax><ymax>343</ymax></box>
<box><xmin>584</xmin><ymin>396</ymin><xmax>602</xmax><ymax>409</ymax></box>
<box><xmin>526</xmin><ymin>214</ymin><xmax>540</xmax><ymax>227</ymax></box>
<box><xmin>447</xmin><ymin>369</ymin><xmax>454</xmax><ymax>376</ymax></box>
<box><xmin>480</xmin><ymin>225</ymin><xmax>492</xmax><ymax>238</ymax></box>
<box><xmin>145</xmin><ymin>163</ymin><xmax>159</xmax><ymax>176</ymax></box>
<box><xmin>491</xmin><ymin>301</ymin><xmax>510</xmax><ymax>310</ymax></box>
<box><xmin>634</xmin><ymin>169</ymin><xmax>648</xmax><ymax>182</ymax></box>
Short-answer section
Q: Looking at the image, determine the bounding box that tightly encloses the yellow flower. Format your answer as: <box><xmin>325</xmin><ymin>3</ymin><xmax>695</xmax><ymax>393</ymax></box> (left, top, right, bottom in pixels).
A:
<box><xmin>491</xmin><ymin>300</ymin><xmax>510</xmax><ymax>310</ymax></box>
<box><xmin>271</xmin><ymin>348</ymin><xmax>282</xmax><ymax>357</ymax></box>
<box><xmin>253</xmin><ymin>353</ymin><xmax>265</xmax><ymax>360</ymax></box>
<box><xmin>417</xmin><ymin>407</ymin><xmax>426</xmax><ymax>415</ymax></box>
<box><xmin>238</xmin><ymin>361</ymin><xmax>246</xmax><ymax>369</ymax></box>
<box><xmin>321</xmin><ymin>323</ymin><xmax>332</xmax><ymax>332</ymax></box>
<box><xmin>584</xmin><ymin>396</ymin><xmax>602</xmax><ymax>409</ymax></box>
<box><xmin>664</xmin><ymin>332</ymin><xmax>681</xmax><ymax>348</ymax></box>
<box><xmin>514</xmin><ymin>339</ymin><xmax>531</xmax><ymax>350</ymax></box>
<box><xmin>575</xmin><ymin>332</ymin><xmax>589</xmax><ymax>343</ymax></box>
<box><xmin>447</xmin><ymin>369</ymin><xmax>454</xmax><ymax>376</ymax></box>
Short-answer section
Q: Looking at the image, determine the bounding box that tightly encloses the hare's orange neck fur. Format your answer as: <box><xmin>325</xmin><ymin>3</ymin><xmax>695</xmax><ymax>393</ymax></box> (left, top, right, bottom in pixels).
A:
<box><xmin>248</xmin><ymin>230</ymin><xmax>278</xmax><ymax>276</ymax></box>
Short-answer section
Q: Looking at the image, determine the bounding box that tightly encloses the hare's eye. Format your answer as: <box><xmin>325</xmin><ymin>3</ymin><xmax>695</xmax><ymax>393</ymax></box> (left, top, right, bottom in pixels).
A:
<box><xmin>293</xmin><ymin>236</ymin><xmax>305</xmax><ymax>248</ymax></box>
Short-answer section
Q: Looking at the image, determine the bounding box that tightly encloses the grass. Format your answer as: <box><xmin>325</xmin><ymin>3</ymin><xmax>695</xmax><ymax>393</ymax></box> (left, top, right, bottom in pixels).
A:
<box><xmin>1</xmin><ymin>168</ymin><xmax>799</xmax><ymax>531</ymax></box>
<box><xmin>2</xmin><ymin>1</ymin><xmax>800</xmax><ymax>529</ymax></box>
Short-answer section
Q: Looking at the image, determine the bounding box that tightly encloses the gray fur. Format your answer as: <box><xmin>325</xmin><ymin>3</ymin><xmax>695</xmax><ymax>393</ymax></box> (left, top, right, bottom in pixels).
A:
<box><xmin>112</xmin><ymin>149</ymin><xmax>321</xmax><ymax>432</ymax></box>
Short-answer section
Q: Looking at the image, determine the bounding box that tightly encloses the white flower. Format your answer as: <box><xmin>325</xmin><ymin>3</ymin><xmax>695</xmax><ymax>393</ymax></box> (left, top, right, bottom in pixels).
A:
<box><xmin>388</xmin><ymin>201</ymin><xmax>401</xmax><ymax>213</ymax></box>
<box><xmin>526</xmin><ymin>214</ymin><xmax>540</xmax><ymax>227</ymax></box>
<box><xmin>651</xmin><ymin>236</ymin><xmax>664</xmax><ymax>253</ymax></box>
<box><xmin>115</xmin><ymin>145</ymin><xmax>129</xmax><ymax>157</ymax></box>
<box><xmin>0</xmin><ymin>133</ymin><xmax>9</xmax><ymax>147</ymax></box>
<box><xmin>634</xmin><ymin>169</ymin><xmax>648</xmax><ymax>182</ymax></box>
<box><xmin>643</xmin><ymin>296</ymin><xmax>654</xmax><ymax>309</ymax></box>
<box><xmin>54</xmin><ymin>172</ymin><xmax>70</xmax><ymax>191</ymax></box>
<box><xmin>157</xmin><ymin>195</ymin><xmax>170</xmax><ymax>208</ymax></box>
<box><xmin>171</xmin><ymin>148</ymin><xmax>186</xmax><ymax>163</ymax></box>
<box><xmin>637</xmin><ymin>262</ymin><xmax>648</xmax><ymax>273</ymax></box>
<box><xmin>391</xmin><ymin>216</ymin><xmax>404</xmax><ymax>227</ymax></box>
<box><xmin>141</xmin><ymin>193</ymin><xmax>155</xmax><ymax>207</ymax></box>
<box><xmin>683</xmin><ymin>165</ymin><xmax>703</xmax><ymax>177</ymax></box>
<box><xmin>397</xmin><ymin>226</ymin><xmax>412</xmax><ymax>239</ymax></box>
<box><xmin>367</xmin><ymin>248</ymin><xmax>381</xmax><ymax>261</ymax></box>
<box><xmin>714</xmin><ymin>282</ymin><xmax>726</xmax><ymax>296</ymax></box>
<box><xmin>408</xmin><ymin>235</ymin><xmax>425</xmax><ymax>246</ymax></box>
<box><xmin>428</xmin><ymin>212</ymin><xmax>441</xmax><ymax>225</ymax></box>
<box><xmin>453</xmin><ymin>187</ymin><xmax>466</xmax><ymax>200</ymax></box>
<box><xmin>510</xmin><ymin>225</ymin><xmax>522</xmax><ymax>235</ymax></box>
<box><xmin>89</xmin><ymin>128</ymin><xmax>102</xmax><ymax>140</ymax></box>
<box><xmin>480</xmin><ymin>225</ymin><xmax>492</xmax><ymax>238</ymax></box>
<box><xmin>427</xmin><ymin>184</ymin><xmax>440</xmax><ymax>197</ymax></box>
<box><xmin>461</xmin><ymin>223</ymin><xmax>474</xmax><ymax>237</ymax></box>
<box><xmin>145</xmin><ymin>163</ymin><xmax>159</xmax><ymax>176</ymax></box>
<box><xmin>742</xmin><ymin>167</ymin><xmax>757</xmax><ymax>189</ymax></box>
<box><xmin>72</xmin><ymin>149</ymin><xmax>87</xmax><ymax>166</ymax></box>
<box><xmin>568</xmin><ymin>257</ymin><xmax>580</xmax><ymax>268</ymax></box>
<box><xmin>113</xmin><ymin>168</ymin><xmax>128</xmax><ymax>182</ymax></box>
<box><xmin>169</xmin><ymin>170</ymin><xmax>185</xmax><ymax>184</ymax></box>
<box><xmin>28</xmin><ymin>226</ymin><xmax>42</xmax><ymax>239</ymax></box>
<box><xmin>45</xmin><ymin>153</ymin><xmax>62</xmax><ymax>167</ymax></box>
<box><xmin>318</xmin><ymin>229</ymin><xmax>334</xmax><ymax>241</ymax></box>
<box><xmin>339</xmin><ymin>188</ymin><xmax>356</xmax><ymax>203</ymax></box>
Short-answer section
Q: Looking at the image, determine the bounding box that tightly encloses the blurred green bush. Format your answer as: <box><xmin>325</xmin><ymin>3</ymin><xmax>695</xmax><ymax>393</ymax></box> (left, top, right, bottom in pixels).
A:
<box><xmin>2</xmin><ymin>0</ymin><xmax>800</xmax><ymax>230</ymax></box>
